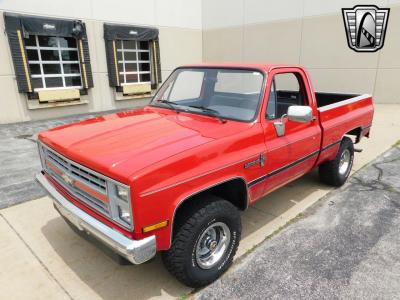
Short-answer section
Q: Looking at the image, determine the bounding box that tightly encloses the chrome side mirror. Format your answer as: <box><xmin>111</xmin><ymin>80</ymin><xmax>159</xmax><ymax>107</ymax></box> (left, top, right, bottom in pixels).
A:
<box><xmin>287</xmin><ymin>106</ymin><xmax>313</xmax><ymax>123</ymax></box>
<box><xmin>274</xmin><ymin>114</ymin><xmax>287</xmax><ymax>137</ymax></box>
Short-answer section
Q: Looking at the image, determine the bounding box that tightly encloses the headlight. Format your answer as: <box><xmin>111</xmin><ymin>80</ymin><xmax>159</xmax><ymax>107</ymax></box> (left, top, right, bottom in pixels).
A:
<box><xmin>118</xmin><ymin>205</ymin><xmax>132</xmax><ymax>224</ymax></box>
<box><xmin>116</xmin><ymin>185</ymin><xmax>129</xmax><ymax>202</ymax></box>
<box><xmin>108</xmin><ymin>182</ymin><xmax>133</xmax><ymax>228</ymax></box>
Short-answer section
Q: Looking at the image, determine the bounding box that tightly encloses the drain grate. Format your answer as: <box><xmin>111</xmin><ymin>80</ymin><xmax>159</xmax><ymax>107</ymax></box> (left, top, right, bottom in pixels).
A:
<box><xmin>15</xmin><ymin>134</ymin><xmax>33</xmax><ymax>139</ymax></box>
<box><xmin>15</xmin><ymin>134</ymin><xmax>37</xmax><ymax>143</ymax></box>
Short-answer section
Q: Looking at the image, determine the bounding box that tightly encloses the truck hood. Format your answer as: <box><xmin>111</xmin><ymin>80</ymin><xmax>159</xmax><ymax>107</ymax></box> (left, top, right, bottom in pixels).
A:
<box><xmin>39</xmin><ymin>107</ymin><xmax>253</xmax><ymax>182</ymax></box>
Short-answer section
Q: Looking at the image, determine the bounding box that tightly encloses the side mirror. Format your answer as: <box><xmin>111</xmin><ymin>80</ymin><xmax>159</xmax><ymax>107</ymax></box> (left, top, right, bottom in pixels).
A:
<box><xmin>287</xmin><ymin>106</ymin><xmax>314</xmax><ymax>123</ymax></box>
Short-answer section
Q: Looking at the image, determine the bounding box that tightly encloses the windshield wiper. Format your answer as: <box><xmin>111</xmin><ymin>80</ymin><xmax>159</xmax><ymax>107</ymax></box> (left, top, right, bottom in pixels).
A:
<box><xmin>188</xmin><ymin>105</ymin><xmax>227</xmax><ymax>123</ymax></box>
<box><xmin>156</xmin><ymin>100</ymin><xmax>180</xmax><ymax>112</ymax></box>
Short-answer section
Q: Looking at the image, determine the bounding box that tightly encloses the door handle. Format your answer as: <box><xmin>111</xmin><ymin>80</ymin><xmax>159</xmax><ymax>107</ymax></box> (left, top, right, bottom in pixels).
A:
<box><xmin>259</xmin><ymin>153</ymin><xmax>266</xmax><ymax>167</ymax></box>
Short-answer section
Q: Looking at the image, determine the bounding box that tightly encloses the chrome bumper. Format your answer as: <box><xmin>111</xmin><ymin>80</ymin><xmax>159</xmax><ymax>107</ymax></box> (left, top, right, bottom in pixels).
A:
<box><xmin>35</xmin><ymin>172</ymin><xmax>156</xmax><ymax>264</ymax></box>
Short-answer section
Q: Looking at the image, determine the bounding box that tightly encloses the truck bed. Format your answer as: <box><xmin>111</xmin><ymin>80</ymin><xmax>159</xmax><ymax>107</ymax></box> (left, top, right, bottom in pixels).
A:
<box><xmin>315</xmin><ymin>92</ymin><xmax>359</xmax><ymax>108</ymax></box>
<box><xmin>316</xmin><ymin>92</ymin><xmax>374</xmax><ymax>165</ymax></box>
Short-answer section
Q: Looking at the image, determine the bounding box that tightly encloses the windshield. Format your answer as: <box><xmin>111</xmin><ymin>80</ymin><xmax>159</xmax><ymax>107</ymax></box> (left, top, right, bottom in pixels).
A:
<box><xmin>151</xmin><ymin>68</ymin><xmax>264</xmax><ymax>122</ymax></box>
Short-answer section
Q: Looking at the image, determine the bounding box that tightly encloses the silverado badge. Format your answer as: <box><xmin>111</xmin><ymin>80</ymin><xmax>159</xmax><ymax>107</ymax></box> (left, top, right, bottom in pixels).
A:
<box><xmin>245</xmin><ymin>153</ymin><xmax>266</xmax><ymax>169</ymax></box>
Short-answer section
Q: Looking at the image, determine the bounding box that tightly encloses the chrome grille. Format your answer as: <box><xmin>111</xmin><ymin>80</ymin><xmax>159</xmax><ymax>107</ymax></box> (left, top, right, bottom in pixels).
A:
<box><xmin>42</xmin><ymin>145</ymin><xmax>110</xmax><ymax>216</ymax></box>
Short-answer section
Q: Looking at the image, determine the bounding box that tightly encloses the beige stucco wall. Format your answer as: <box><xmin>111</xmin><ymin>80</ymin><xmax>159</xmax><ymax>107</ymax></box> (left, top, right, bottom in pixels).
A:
<box><xmin>202</xmin><ymin>0</ymin><xmax>400</xmax><ymax>104</ymax></box>
<box><xmin>1</xmin><ymin>0</ymin><xmax>400</xmax><ymax>124</ymax></box>
<box><xmin>0</xmin><ymin>0</ymin><xmax>202</xmax><ymax>124</ymax></box>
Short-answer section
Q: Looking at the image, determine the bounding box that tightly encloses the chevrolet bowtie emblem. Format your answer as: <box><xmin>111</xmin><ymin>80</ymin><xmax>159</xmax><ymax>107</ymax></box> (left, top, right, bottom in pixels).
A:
<box><xmin>62</xmin><ymin>173</ymin><xmax>74</xmax><ymax>185</ymax></box>
<box><xmin>342</xmin><ymin>5</ymin><xmax>390</xmax><ymax>52</ymax></box>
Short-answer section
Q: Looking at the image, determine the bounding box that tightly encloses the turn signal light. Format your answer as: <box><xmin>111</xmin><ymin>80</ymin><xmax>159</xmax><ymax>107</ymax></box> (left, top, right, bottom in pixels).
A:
<box><xmin>142</xmin><ymin>220</ymin><xmax>169</xmax><ymax>233</ymax></box>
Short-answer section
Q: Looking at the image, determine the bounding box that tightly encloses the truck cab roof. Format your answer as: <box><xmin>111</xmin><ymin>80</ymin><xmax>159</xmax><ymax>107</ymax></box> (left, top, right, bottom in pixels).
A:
<box><xmin>181</xmin><ymin>63</ymin><xmax>305</xmax><ymax>73</ymax></box>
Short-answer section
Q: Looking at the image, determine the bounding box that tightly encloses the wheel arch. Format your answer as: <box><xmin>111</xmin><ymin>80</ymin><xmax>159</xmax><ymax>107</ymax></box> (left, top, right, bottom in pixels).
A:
<box><xmin>327</xmin><ymin>129</ymin><xmax>358</xmax><ymax>161</ymax></box>
<box><xmin>170</xmin><ymin>177</ymin><xmax>248</xmax><ymax>244</ymax></box>
<box><xmin>344</xmin><ymin>126</ymin><xmax>363</xmax><ymax>144</ymax></box>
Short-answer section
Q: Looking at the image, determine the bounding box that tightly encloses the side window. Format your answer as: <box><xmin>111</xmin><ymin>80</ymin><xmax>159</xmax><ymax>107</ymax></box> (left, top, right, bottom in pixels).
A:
<box><xmin>266</xmin><ymin>79</ymin><xmax>277</xmax><ymax>119</ymax></box>
<box><xmin>266</xmin><ymin>72</ymin><xmax>306</xmax><ymax>119</ymax></box>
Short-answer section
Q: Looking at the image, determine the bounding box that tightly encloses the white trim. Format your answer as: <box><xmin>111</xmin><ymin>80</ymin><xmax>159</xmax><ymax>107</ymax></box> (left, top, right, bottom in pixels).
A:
<box><xmin>121</xmin><ymin>82</ymin><xmax>151</xmax><ymax>86</ymax></box>
<box><xmin>316</xmin><ymin>91</ymin><xmax>362</xmax><ymax>96</ymax></box>
<box><xmin>29</xmin><ymin>61</ymin><xmax>80</xmax><ymax>64</ymax></box>
<box><xmin>34</xmin><ymin>86</ymin><xmax>81</xmax><ymax>91</ymax></box>
<box><xmin>26</xmin><ymin>46</ymin><xmax>78</xmax><ymax>51</ymax></box>
<box><xmin>318</xmin><ymin>94</ymin><xmax>371</xmax><ymax>112</ymax></box>
<box><xmin>121</xmin><ymin>39</ymin><xmax>127</xmax><ymax>84</ymax></box>
<box><xmin>35</xmin><ymin>35</ymin><xmax>45</xmax><ymax>88</ymax></box>
<box><xmin>118</xmin><ymin>60</ymin><xmax>151</xmax><ymax>64</ymax></box>
<box><xmin>32</xmin><ymin>74</ymin><xmax>80</xmax><ymax>78</ymax></box>
<box><xmin>116</xmin><ymin>49</ymin><xmax>150</xmax><ymax>53</ymax></box>
<box><xmin>119</xmin><ymin>71</ymin><xmax>150</xmax><ymax>75</ymax></box>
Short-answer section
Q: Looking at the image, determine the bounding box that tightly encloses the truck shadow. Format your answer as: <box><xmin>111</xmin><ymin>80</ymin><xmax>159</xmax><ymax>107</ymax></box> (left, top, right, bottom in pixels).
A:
<box><xmin>41</xmin><ymin>169</ymin><xmax>332</xmax><ymax>300</ymax></box>
<box><xmin>42</xmin><ymin>216</ymin><xmax>190</xmax><ymax>299</ymax></box>
<box><xmin>238</xmin><ymin>170</ymin><xmax>332</xmax><ymax>255</ymax></box>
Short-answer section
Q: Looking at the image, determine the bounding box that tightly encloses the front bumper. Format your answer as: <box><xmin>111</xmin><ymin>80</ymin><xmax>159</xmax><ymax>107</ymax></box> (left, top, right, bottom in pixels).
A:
<box><xmin>36</xmin><ymin>172</ymin><xmax>156</xmax><ymax>264</ymax></box>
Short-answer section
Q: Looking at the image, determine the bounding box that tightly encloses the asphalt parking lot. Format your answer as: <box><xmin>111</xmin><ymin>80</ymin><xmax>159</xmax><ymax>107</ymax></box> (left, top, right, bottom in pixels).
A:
<box><xmin>194</xmin><ymin>145</ymin><xmax>400</xmax><ymax>300</ymax></box>
<box><xmin>0</xmin><ymin>111</ymin><xmax>120</xmax><ymax>208</ymax></box>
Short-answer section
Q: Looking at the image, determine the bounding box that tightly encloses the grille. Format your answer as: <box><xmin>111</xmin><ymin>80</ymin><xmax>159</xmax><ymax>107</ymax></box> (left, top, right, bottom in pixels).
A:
<box><xmin>42</xmin><ymin>145</ymin><xmax>110</xmax><ymax>216</ymax></box>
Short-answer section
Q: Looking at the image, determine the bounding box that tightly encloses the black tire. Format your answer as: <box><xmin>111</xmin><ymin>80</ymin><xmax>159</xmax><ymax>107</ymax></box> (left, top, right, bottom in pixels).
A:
<box><xmin>162</xmin><ymin>195</ymin><xmax>241</xmax><ymax>288</ymax></box>
<box><xmin>319</xmin><ymin>136</ymin><xmax>354</xmax><ymax>187</ymax></box>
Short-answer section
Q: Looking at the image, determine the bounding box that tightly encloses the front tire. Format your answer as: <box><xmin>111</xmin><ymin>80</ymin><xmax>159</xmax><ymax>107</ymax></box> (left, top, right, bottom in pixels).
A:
<box><xmin>319</xmin><ymin>137</ymin><xmax>354</xmax><ymax>187</ymax></box>
<box><xmin>162</xmin><ymin>196</ymin><xmax>241</xmax><ymax>288</ymax></box>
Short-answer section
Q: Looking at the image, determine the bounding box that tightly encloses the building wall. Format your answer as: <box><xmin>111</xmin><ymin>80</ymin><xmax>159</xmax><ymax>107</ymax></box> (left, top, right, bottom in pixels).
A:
<box><xmin>202</xmin><ymin>0</ymin><xmax>400</xmax><ymax>104</ymax></box>
<box><xmin>1</xmin><ymin>0</ymin><xmax>399</xmax><ymax>124</ymax></box>
<box><xmin>0</xmin><ymin>0</ymin><xmax>202</xmax><ymax>123</ymax></box>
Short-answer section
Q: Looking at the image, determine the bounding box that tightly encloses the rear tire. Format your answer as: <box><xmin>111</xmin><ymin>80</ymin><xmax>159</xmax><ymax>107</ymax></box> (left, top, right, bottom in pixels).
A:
<box><xmin>162</xmin><ymin>196</ymin><xmax>241</xmax><ymax>288</ymax></box>
<box><xmin>319</xmin><ymin>137</ymin><xmax>354</xmax><ymax>187</ymax></box>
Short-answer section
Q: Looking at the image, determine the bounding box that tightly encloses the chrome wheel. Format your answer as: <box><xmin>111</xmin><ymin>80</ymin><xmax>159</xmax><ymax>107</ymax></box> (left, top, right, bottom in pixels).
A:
<box><xmin>339</xmin><ymin>149</ymin><xmax>351</xmax><ymax>175</ymax></box>
<box><xmin>195</xmin><ymin>222</ymin><xmax>231</xmax><ymax>269</ymax></box>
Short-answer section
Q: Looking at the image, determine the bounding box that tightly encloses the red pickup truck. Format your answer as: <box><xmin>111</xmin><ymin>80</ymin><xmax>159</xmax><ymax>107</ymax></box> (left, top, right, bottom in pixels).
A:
<box><xmin>36</xmin><ymin>63</ymin><xmax>373</xmax><ymax>287</ymax></box>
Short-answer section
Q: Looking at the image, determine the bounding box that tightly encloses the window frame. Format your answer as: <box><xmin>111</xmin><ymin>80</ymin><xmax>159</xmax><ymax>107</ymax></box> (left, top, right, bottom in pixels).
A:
<box><xmin>265</xmin><ymin>71</ymin><xmax>309</xmax><ymax>120</ymax></box>
<box><xmin>266</xmin><ymin>78</ymin><xmax>277</xmax><ymax>120</ymax></box>
<box><xmin>26</xmin><ymin>35</ymin><xmax>83</xmax><ymax>91</ymax></box>
<box><xmin>116</xmin><ymin>39</ymin><xmax>151</xmax><ymax>85</ymax></box>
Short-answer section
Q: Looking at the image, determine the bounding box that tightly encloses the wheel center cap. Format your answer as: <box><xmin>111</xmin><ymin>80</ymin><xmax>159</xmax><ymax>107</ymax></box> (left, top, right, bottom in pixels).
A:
<box><xmin>209</xmin><ymin>240</ymin><xmax>218</xmax><ymax>251</ymax></box>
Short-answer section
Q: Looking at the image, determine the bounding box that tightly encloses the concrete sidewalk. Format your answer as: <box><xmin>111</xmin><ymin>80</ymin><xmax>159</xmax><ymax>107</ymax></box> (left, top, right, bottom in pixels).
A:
<box><xmin>194</xmin><ymin>145</ymin><xmax>400</xmax><ymax>300</ymax></box>
<box><xmin>0</xmin><ymin>104</ymin><xmax>399</xmax><ymax>300</ymax></box>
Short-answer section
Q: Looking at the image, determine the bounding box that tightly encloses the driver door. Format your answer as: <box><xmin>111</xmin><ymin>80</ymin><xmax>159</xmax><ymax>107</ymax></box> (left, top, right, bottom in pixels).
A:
<box><xmin>260</xmin><ymin>68</ymin><xmax>321</xmax><ymax>195</ymax></box>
